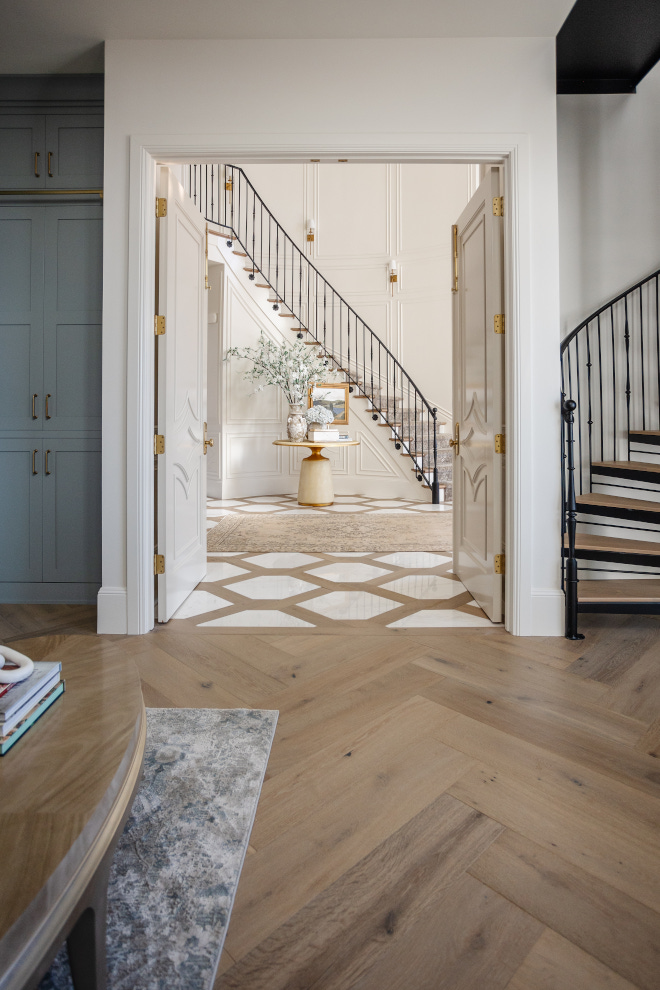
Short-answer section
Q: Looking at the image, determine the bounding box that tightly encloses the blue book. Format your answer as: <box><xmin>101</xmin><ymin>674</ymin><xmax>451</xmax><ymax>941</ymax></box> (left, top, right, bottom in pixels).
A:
<box><xmin>0</xmin><ymin>681</ymin><xmax>65</xmax><ymax>756</ymax></box>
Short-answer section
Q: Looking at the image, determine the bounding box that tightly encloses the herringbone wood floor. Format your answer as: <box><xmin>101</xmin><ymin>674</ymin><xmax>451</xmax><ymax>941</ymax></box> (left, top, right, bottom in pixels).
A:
<box><xmin>2</xmin><ymin>603</ymin><xmax>659</xmax><ymax>990</ymax></box>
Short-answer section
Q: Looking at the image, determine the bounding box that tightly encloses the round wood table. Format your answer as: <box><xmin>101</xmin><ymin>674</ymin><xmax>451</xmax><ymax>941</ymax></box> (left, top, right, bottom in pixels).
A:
<box><xmin>0</xmin><ymin>650</ymin><xmax>146</xmax><ymax>990</ymax></box>
<box><xmin>273</xmin><ymin>438</ymin><xmax>360</xmax><ymax>505</ymax></box>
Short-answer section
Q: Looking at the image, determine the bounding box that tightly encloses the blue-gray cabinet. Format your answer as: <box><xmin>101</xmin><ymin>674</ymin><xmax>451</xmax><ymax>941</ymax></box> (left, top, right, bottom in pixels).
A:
<box><xmin>0</xmin><ymin>113</ymin><xmax>103</xmax><ymax>190</ymax></box>
<box><xmin>0</xmin><ymin>203</ymin><xmax>102</xmax><ymax>602</ymax></box>
<box><xmin>0</xmin><ymin>439</ymin><xmax>101</xmax><ymax>596</ymax></box>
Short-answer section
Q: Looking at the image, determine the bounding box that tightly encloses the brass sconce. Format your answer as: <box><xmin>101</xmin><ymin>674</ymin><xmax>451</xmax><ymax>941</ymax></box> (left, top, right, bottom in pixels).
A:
<box><xmin>307</xmin><ymin>219</ymin><xmax>316</xmax><ymax>254</ymax></box>
<box><xmin>389</xmin><ymin>259</ymin><xmax>398</xmax><ymax>296</ymax></box>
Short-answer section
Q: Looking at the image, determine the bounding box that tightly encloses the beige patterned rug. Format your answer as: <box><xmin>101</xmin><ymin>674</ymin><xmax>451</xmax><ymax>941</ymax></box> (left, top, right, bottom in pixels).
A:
<box><xmin>207</xmin><ymin>511</ymin><xmax>452</xmax><ymax>553</ymax></box>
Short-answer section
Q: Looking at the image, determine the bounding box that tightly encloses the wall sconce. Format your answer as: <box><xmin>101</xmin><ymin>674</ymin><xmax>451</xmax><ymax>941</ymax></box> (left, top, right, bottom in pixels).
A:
<box><xmin>389</xmin><ymin>258</ymin><xmax>398</xmax><ymax>296</ymax></box>
<box><xmin>307</xmin><ymin>219</ymin><xmax>316</xmax><ymax>254</ymax></box>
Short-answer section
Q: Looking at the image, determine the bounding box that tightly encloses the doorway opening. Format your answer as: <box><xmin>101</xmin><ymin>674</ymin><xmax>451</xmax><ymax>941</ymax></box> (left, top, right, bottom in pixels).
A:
<box><xmin>154</xmin><ymin>161</ymin><xmax>505</xmax><ymax>629</ymax></box>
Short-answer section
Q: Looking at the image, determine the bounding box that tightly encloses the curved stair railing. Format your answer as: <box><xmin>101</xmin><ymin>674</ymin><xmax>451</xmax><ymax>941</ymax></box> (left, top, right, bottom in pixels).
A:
<box><xmin>561</xmin><ymin>267</ymin><xmax>660</xmax><ymax>637</ymax></box>
<box><xmin>186</xmin><ymin>164</ymin><xmax>445</xmax><ymax>502</ymax></box>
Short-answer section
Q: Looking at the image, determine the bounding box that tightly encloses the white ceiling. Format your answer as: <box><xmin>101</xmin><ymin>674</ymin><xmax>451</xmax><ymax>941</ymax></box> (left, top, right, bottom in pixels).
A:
<box><xmin>1</xmin><ymin>0</ymin><xmax>574</xmax><ymax>75</ymax></box>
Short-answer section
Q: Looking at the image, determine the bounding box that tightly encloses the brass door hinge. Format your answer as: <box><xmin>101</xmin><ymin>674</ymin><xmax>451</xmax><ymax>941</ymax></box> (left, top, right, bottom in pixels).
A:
<box><xmin>493</xmin><ymin>196</ymin><xmax>504</xmax><ymax>217</ymax></box>
<box><xmin>495</xmin><ymin>433</ymin><xmax>505</xmax><ymax>454</ymax></box>
<box><xmin>154</xmin><ymin>315</ymin><xmax>166</xmax><ymax>336</ymax></box>
<box><xmin>156</xmin><ymin>197</ymin><xmax>167</xmax><ymax>218</ymax></box>
<box><xmin>154</xmin><ymin>554</ymin><xmax>165</xmax><ymax>575</ymax></box>
<box><xmin>494</xmin><ymin>314</ymin><xmax>505</xmax><ymax>334</ymax></box>
<box><xmin>494</xmin><ymin>553</ymin><xmax>505</xmax><ymax>575</ymax></box>
<box><xmin>451</xmin><ymin>224</ymin><xmax>458</xmax><ymax>293</ymax></box>
<box><xmin>154</xmin><ymin>434</ymin><xmax>165</xmax><ymax>455</ymax></box>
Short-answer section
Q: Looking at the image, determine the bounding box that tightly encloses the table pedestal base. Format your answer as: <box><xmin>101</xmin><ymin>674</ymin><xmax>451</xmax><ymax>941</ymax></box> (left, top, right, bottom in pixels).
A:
<box><xmin>298</xmin><ymin>448</ymin><xmax>334</xmax><ymax>506</ymax></box>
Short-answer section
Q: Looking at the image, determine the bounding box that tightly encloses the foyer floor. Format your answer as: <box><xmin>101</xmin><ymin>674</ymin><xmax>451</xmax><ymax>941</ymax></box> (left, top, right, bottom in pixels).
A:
<box><xmin>180</xmin><ymin>495</ymin><xmax>491</xmax><ymax>630</ymax></box>
<box><xmin>1</xmin><ymin>501</ymin><xmax>659</xmax><ymax>990</ymax></box>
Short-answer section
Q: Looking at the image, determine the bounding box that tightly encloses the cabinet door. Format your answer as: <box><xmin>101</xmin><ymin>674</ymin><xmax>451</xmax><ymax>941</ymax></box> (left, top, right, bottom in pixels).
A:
<box><xmin>0</xmin><ymin>440</ymin><xmax>43</xmax><ymax>582</ymax></box>
<box><xmin>45</xmin><ymin>115</ymin><xmax>103</xmax><ymax>189</ymax></box>
<box><xmin>0</xmin><ymin>115</ymin><xmax>45</xmax><ymax>189</ymax></box>
<box><xmin>42</xmin><ymin>439</ymin><xmax>101</xmax><ymax>583</ymax></box>
<box><xmin>0</xmin><ymin>208</ymin><xmax>45</xmax><ymax>432</ymax></box>
<box><xmin>43</xmin><ymin>205</ymin><xmax>102</xmax><ymax>432</ymax></box>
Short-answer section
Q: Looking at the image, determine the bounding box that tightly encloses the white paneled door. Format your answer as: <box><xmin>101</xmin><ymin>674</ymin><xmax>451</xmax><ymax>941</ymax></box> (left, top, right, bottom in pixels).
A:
<box><xmin>156</xmin><ymin>167</ymin><xmax>208</xmax><ymax>622</ymax></box>
<box><xmin>452</xmin><ymin>167</ymin><xmax>505</xmax><ymax>622</ymax></box>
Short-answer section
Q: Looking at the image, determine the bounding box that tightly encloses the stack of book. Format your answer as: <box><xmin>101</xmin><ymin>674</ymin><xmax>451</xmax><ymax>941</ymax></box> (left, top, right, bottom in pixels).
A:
<box><xmin>0</xmin><ymin>661</ymin><xmax>64</xmax><ymax>755</ymax></box>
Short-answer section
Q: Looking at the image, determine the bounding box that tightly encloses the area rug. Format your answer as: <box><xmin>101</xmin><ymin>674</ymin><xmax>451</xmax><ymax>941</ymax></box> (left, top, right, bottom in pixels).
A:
<box><xmin>207</xmin><ymin>510</ymin><xmax>452</xmax><ymax>553</ymax></box>
<box><xmin>39</xmin><ymin>707</ymin><xmax>278</xmax><ymax>990</ymax></box>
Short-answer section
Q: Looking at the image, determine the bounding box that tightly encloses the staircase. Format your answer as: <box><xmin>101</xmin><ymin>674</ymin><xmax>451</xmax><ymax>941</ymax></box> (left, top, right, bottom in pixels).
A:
<box><xmin>561</xmin><ymin>267</ymin><xmax>660</xmax><ymax>638</ymax></box>
<box><xmin>186</xmin><ymin>164</ymin><xmax>451</xmax><ymax>502</ymax></box>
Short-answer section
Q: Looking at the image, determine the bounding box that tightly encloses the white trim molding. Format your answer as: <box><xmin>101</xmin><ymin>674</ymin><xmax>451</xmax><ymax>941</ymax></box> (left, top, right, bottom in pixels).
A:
<box><xmin>117</xmin><ymin>131</ymin><xmax>546</xmax><ymax>637</ymax></box>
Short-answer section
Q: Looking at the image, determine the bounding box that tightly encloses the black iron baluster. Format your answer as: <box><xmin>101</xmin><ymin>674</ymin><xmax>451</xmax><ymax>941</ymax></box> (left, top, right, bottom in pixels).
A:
<box><xmin>562</xmin><ymin>398</ymin><xmax>584</xmax><ymax>640</ymax></box>
<box><xmin>624</xmin><ymin>295</ymin><xmax>631</xmax><ymax>459</ymax></box>
<box><xmin>275</xmin><ymin>224</ymin><xmax>279</xmax><ymax>303</ymax></box>
<box><xmin>640</xmin><ymin>284</ymin><xmax>646</xmax><ymax>431</ymax></box>
<box><xmin>575</xmin><ymin>334</ymin><xmax>583</xmax><ymax>495</ymax></box>
<box><xmin>611</xmin><ymin>305</ymin><xmax>616</xmax><ymax>462</ymax></box>
<box><xmin>656</xmin><ymin>276</ymin><xmax>660</xmax><ymax>430</ymax></box>
<box><xmin>596</xmin><ymin>313</ymin><xmax>604</xmax><ymax>462</ymax></box>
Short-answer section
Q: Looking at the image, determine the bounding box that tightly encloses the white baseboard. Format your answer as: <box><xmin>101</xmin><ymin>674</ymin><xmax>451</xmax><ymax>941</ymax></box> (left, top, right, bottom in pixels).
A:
<box><xmin>207</xmin><ymin>478</ymin><xmax>223</xmax><ymax>499</ymax></box>
<box><xmin>529</xmin><ymin>588</ymin><xmax>564</xmax><ymax>637</ymax></box>
<box><xmin>97</xmin><ymin>586</ymin><xmax>128</xmax><ymax>634</ymax></box>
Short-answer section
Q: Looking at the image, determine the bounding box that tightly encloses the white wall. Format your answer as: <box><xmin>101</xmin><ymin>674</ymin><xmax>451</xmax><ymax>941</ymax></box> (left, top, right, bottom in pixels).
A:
<box><xmin>233</xmin><ymin>162</ymin><xmax>471</xmax><ymax>418</ymax></box>
<box><xmin>100</xmin><ymin>38</ymin><xmax>562</xmax><ymax>636</ymax></box>
<box><xmin>209</xmin><ymin>235</ymin><xmax>429</xmax><ymax>501</ymax></box>
<box><xmin>558</xmin><ymin>61</ymin><xmax>660</xmax><ymax>335</ymax></box>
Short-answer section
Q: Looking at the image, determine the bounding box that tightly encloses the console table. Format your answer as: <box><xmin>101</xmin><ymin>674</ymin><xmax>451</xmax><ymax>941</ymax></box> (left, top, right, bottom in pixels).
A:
<box><xmin>0</xmin><ymin>650</ymin><xmax>145</xmax><ymax>990</ymax></box>
<box><xmin>273</xmin><ymin>438</ymin><xmax>360</xmax><ymax>506</ymax></box>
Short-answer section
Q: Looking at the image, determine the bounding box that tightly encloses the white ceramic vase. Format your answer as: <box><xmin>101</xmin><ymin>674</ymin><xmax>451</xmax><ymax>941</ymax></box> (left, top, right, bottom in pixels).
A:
<box><xmin>287</xmin><ymin>404</ymin><xmax>307</xmax><ymax>441</ymax></box>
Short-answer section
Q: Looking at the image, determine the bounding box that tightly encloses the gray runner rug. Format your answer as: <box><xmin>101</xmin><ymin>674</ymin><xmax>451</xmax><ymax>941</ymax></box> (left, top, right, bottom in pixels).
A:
<box><xmin>208</xmin><ymin>509</ymin><xmax>452</xmax><ymax>553</ymax></box>
<box><xmin>39</xmin><ymin>707</ymin><xmax>278</xmax><ymax>990</ymax></box>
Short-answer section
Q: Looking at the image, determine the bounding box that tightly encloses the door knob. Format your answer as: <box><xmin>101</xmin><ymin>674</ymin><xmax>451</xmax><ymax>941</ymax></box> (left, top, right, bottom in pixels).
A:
<box><xmin>449</xmin><ymin>422</ymin><xmax>460</xmax><ymax>456</ymax></box>
<box><xmin>203</xmin><ymin>422</ymin><xmax>214</xmax><ymax>455</ymax></box>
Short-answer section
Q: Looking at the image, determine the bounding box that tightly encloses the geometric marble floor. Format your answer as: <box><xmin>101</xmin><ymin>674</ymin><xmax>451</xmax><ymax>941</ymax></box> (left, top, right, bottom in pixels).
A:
<box><xmin>169</xmin><ymin>494</ymin><xmax>494</xmax><ymax>630</ymax></box>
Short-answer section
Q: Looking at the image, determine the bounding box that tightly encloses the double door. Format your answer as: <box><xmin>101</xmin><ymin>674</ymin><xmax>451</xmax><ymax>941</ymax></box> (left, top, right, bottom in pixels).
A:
<box><xmin>0</xmin><ymin>203</ymin><xmax>102</xmax><ymax>600</ymax></box>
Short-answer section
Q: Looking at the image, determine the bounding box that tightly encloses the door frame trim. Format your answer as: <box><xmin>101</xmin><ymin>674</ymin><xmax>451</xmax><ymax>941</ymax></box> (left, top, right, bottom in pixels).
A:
<box><xmin>124</xmin><ymin>134</ymin><xmax>530</xmax><ymax>635</ymax></box>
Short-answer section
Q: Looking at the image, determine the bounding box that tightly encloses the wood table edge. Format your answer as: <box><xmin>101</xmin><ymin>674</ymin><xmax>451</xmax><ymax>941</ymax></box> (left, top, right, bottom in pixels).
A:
<box><xmin>0</xmin><ymin>702</ymin><xmax>146</xmax><ymax>990</ymax></box>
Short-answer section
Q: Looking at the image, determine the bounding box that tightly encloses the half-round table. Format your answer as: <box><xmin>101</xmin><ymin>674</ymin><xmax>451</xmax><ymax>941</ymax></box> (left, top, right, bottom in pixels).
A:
<box><xmin>0</xmin><ymin>650</ymin><xmax>145</xmax><ymax>990</ymax></box>
<box><xmin>273</xmin><ymin>438</ymin><xmax>360</xmax><ymax>506</ymax></box>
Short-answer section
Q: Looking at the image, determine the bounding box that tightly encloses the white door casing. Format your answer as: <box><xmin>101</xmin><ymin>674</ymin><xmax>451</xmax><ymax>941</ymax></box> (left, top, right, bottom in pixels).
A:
<box><xmin>452</xmin><ymin>167</ymin><xmax>505</xmax><ymax>621</ymax></box>
<box><xmin>156</xmin><ymin>166</ymin><xmax>208</xmax><ymax>622</ymax></box>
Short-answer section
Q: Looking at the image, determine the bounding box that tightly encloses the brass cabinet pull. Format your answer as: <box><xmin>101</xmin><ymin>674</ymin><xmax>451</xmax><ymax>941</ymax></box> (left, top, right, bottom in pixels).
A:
<box><xmin>47</xmin><ymin>152</ymin><xmax>53</xmax><ymax>177</ymax></box>
<box><xmin>32</xmin><ymin>449</ymin><xmax>38</xmax><ymax>475</ymax></box>
<box><xmin>34</xmin><ymin>152</ymin><xmax>40</xmax><ymax>177</ymax></box>
<box><xmin>32</xmin><ymin>393</ymin><xmax>38</xmax><ymax>419</ymax></box>
<box><xmin>449</xmin><ymin>422</ymin><xmax>460</xmax><ymax>456</ymax></box>
<box><xmin>45</xmin><ymin>393</ymin><xmax>51</xmax><ymax>419</ymax></box>
<box><xmin>45</xmin><ymin>450</ymin><xmax>51</xmax><ymax>475</ymax></box>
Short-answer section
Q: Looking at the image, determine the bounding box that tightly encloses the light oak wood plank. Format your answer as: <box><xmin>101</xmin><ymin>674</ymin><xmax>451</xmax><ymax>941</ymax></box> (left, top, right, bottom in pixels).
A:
<box><xmin>469</xmin><ymin>830</ymin><xmax>660</xmax><ymax>990</ymax></box>
<box><xmin>579</xmin><ymin>580</ymin><xmax>660</xmax><ymax>603</ymax></box>
<box><xmin>263</xmin><ymin>663</ymin><xmax>439</xmax><ymax>777</ymax></box>
<box><xmin>603</xmin><ymin>645</ymin><xmax>660</xmax><ymax>725</ymax></box>
<box><xmin>449</xmin><ymin>764</ymin><xmax>660</xmax><ymax>912</ymax></box>
<box><xmin>224</xmin><ymin>735</ymin><xmax>475</xmax><ymax>961</ymax></box>
<box><xmin>506</xmin><ymin>928</ymin><xmax>640</xmax><ymax>990</ymax></box>
<box><xmin>133</xmin><ymin>643</ymin><xmax>246</xmax><ymax>709</ymax></box>
<box><xmin>251</xmin><ymin>696</ymin><xmax>461</xmax><ymax>848</ymax></box>
<box><xmin>219</xmin><ymin>795</ymin><xmax>510</xmax><ymax>990</ymax></box>
<box><xmin>421</xmin><ymin>679</ymin><xmax>659</xmax><ymax>797</ymax></box>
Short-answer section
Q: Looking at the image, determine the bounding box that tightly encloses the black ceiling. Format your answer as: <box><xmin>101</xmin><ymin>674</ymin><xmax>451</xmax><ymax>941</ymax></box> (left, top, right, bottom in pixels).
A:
<box><xmin>557</xmin><ymin>0</ymin><xmax>660</xmax><ymax>93</ymax></box>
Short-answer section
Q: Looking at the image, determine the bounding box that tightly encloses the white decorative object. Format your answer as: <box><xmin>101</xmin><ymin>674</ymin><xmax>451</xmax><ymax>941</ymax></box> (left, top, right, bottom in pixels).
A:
<box><xmin>308</xmin><ymin>429</ymin><xmax>340</xmax><ymax>442</ymax></box>
<box><xmin>0</xmin><ymin>645</ymin><xmax>34</xmax><ymax>683</ymax></box>
<box><xmin>225</xmin><ymin>333</ymin><xmax>330</xmax><ymax>441</ymax></box>
<box><xmin>287</xmin><ymin>404</ymin><xmax>307</xmax><ymax>441</ymax></box>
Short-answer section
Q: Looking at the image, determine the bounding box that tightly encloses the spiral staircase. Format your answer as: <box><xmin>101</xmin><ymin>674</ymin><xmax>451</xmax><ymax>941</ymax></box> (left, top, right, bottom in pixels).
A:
<box><xmin>561</xmin><ymin>266</ymin><xmax>660</xmax><ymax>638</ymax></box>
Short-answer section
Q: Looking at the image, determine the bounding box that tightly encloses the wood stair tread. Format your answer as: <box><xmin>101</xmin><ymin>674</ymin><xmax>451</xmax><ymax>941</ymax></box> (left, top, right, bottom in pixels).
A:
<box><xmin>565</xmin><ymin>533</ymin><xmax>660</xmax><ymax>556</ymax></box>
<box><xmin>592</xmin><ymin>460</ymin><xmax>660</xmax><ymax>475</ymax></box>
<box><xmin>243</xmin><ymin>267</ymin><xmax>259</xmax><ymax>272</ymax></box>
<box><xmin>578</xmin><ymin>579</ymin><xmax>660</xmax><ymax>603</ymax></box>
<box><xmin>233</xmin><ymin>251</ymin><xmax>248</xmax><ymax>257</ymax></box>
<box><xmin>255</xmin><ymin>283</ymin><xmax>271</xmax><ymax>289</ymax></box>
<box><xmin>576</xmin><ymin>493</ymin><xmax>660</xmax><ymax>513</ymax></box>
